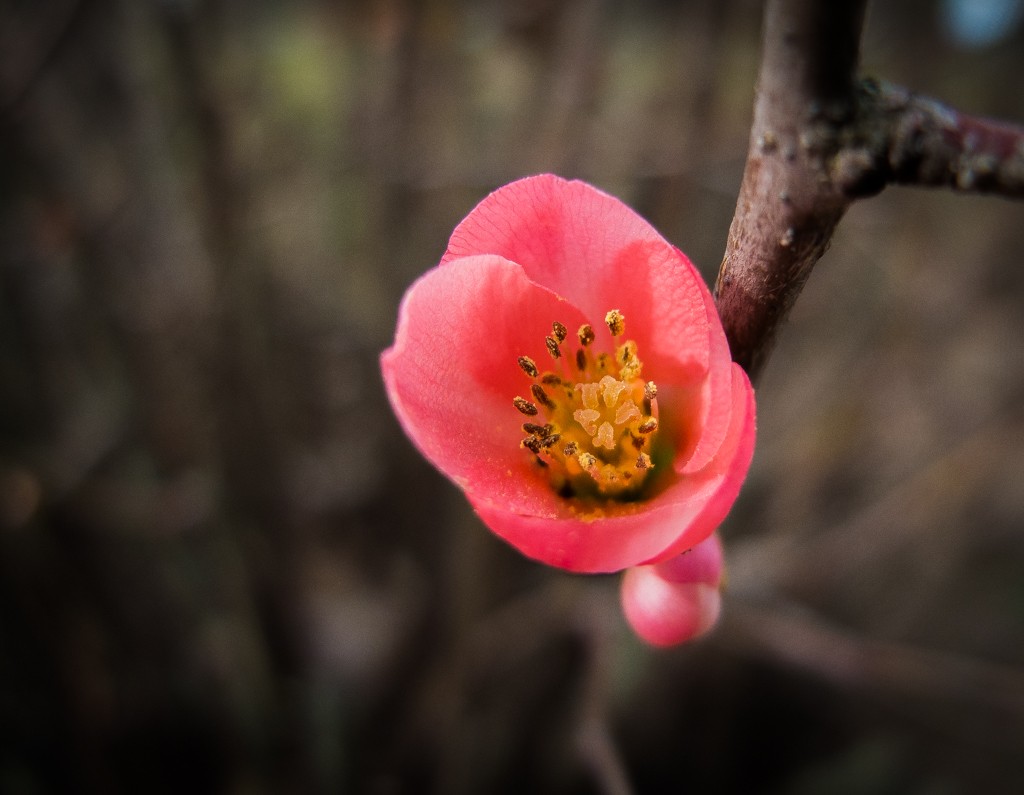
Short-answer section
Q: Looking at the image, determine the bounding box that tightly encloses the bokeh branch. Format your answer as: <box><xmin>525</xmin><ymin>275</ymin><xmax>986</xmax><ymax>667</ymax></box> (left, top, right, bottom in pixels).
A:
<box><xmin>716</xmin><ymin>0</ymin><xmax>1024</xmax><ymax>381</ymax></box>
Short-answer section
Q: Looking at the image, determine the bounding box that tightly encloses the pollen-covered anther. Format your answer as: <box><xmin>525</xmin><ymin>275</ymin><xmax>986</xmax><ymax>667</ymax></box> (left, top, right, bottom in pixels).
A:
<box><xmin>605</xmin><ymin>309</ymin><xmax>625</xmax><ymax>337</ymax></box>
<box><xmin>531</xmin><ymin>383</ymin><xmax>555</xmax><ymax>409</ymax></box>
<box><xmin>513</xmin><ymin>396</ymin><xmax>539</xmax><ymax>416</ymax></box>
<box><xmin>578</xmin><ymin>324</ymin><xmax>595</xmax><ymax>346</ymax></box>
<box><xmin>616</xmin><ymin>341</ymin><xmax>642</xmax><ymax>381</ymax></box>
<box><xmin>644</xmin><ymin>381</ymin><xmax>658</xmax><ymax>402</ymax></box>
<box><xmin>544</xmin><ymin>336</ymin><xmax>561</xmax><ymax>359</ymax></box>
<box><xmin>522</xmin><ymin>435</ymin><xmax>543</xmax><ymax>454</ymax></box>
<box><xmin>638</xmin><ymin>417</ymin><xmax>658</xmax><ymax>434</ymax></box>
<box><xmin>563</xmin><ymin>441</ymin><xmax>578</xmax><ymax>456</ymax></box>
<box><xmin>552</xmin><ymin>321</ymin><xmax>568</xmax><ymax>344</ymax></box>
<box><xmin>517</xmin><ymin>356</ymin><xmax>539</xmax><ymax>378</ymax></box>
<box><xmin>636</xmin><ymin>452</ymin><xmax>653</xmax><ymax>470</ymax></box>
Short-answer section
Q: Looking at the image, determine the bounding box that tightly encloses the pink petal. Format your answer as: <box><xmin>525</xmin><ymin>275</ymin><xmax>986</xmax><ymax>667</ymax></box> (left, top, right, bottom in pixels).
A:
<box><xmin>620</xmin><ymin>569</ymin><xmax>721</xmax><ymax>647</ymax></box>
<box><xmin>678</xmin><ymin>277</ymin><xmax>736</xmax><ymax>475</ymax></box>
<box><xmin>443</xmin><ymin>175</ymin><xmax>715</xmax><ymax>388</ymax></box>
<box><xmin>382</xmin><ymin>254</ymin><xmax>589</xmax><ymax>517</ymax></box>
<box><xmin>644</xmin><ymin>362</ymin><xmax>756</xmax><ymax>564</ymax></box>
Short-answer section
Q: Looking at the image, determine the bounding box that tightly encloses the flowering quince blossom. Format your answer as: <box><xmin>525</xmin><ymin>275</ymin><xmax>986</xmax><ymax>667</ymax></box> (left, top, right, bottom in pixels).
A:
<box><xmin>381</xmin><ymin>175</ymin><xmax>755</xmax><ymax>646</ymax></box>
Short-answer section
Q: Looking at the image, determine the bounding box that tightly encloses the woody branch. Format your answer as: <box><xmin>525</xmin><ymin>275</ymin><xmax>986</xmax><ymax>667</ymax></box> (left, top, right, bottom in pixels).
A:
<box><xmin>715</xmin><ymin>0</ymin><xmax>1024</xmax><ymax>382</ymax></box>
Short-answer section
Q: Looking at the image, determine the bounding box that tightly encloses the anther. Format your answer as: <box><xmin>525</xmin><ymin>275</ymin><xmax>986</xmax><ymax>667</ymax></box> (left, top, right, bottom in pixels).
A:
<box><xmin>605</xmin><ymin>309</ymin><xmax>625</xmax><ymax>337</ymax></box>
<box><xmin>544</xmin><ymin>336</ymin><xmax>561</xmax><ymax>359</ymax></box>
<box><xmin>541</xmin><ymin>373</ymin><xmax>562</xmax><ymax>385</ymax></box>
<box><xmin>616</xmin><ymin>341</ymin><xmax>641</xmax><ymax>380</ymax></box>
<box><xmin>522</xmin><ymin>436</ymin><xmax>543</xmax><ymax>454</ymax></box>
<box><xmin>540</xmin><ymin>433</ymin><xmax>561</xmax><ymax>448</ymax></box>
<box><xmin>563</xmin><ymin>441</ymin><xmax>578</xmax><ymax>456</ymax></box>
<box><xmin>575</xmin><ymin>349</ymin><xmax>586</xmax><ymax>372</ymax></box>
<box><xmin>638</xmin><ymin>418</ymin><xmax>658</xmax><ymax>434</ymax></box>
<box><xmin>636</xmin><ymin>452</ymin><xmax>653</xmax><ymax>470</ymax></box>
<box><xmin>531</xmin><ymin>383</ymin><xmax>555</xmax><ymax>409</ymax></box>
<box><xmin>522</xmin><ymin>422</ymin><xmax>549</xmax><ymax>436</ymax></box>
<box><xmin>513</xmin><ymin>396</ymin><xmax>539</xmax><ymax>416</ymax></box>
<box><xmin>578</xmin><ymin>324</ymin><xmax>595</xmax><ymax>346</ymax></box>
<box><xmin>644</xmin><ymin>381</ymin><xmax>658</xmax><ymax>402</ymax></box>
<box><xmin>552</xmin><ymin>321</ymin><xmax>568</xmax><ymax>344</ymax></box>
<box><xmin>517</xmin><ymin>356</ymin><xmax>539</xmax><ymax>378</ymax></box>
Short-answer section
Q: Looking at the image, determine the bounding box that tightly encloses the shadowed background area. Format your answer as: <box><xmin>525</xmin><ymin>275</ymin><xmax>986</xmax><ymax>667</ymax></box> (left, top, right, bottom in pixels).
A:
<box><xmin>2</xmin><ymin>0</ymin><xmax>1024</xmax><ymax>792</ymax></box>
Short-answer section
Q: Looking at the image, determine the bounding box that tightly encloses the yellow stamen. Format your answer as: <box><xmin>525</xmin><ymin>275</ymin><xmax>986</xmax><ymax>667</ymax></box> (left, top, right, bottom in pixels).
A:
<box><xmin>605</xmin><ymin>309</ymin><xmax>625</xmax><ymax>337</ymax></box>
<box><xmin>512</xmin><ymin>310</ymin><xmax>660</xmax><ymax>500</ymax></box>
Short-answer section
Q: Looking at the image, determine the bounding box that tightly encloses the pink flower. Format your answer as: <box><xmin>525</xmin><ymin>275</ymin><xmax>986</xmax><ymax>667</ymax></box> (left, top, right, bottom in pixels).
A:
<box><xmin>381</xmin><ymin>175</ymin><xmax>755</xmax><ymax>642</ymax></box>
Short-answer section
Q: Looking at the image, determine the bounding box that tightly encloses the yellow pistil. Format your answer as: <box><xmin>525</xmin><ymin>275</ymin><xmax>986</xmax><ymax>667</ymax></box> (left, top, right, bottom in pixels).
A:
<box><xmin>512</xmin><ymin>310</ymin><xmax>660</xmax><ymax>500</ymax></box>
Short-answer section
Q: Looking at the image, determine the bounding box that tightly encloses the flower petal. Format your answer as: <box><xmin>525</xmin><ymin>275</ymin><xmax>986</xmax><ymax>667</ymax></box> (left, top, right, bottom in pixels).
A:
<box><xmin>382</xmin><ymin>254</ymin><xmax>589</xmax><ymax>517</ymax></box>
<box><xmin>645</xmin><ymin>362</ymin><xmax>756</xmax><ymax>563</ymax></box>
<box><xmin>444</xmin><ymin>175</ymin><xmax>715</xmax><ymax>385</ymax></box>
<box><xmin>677</xmin><ymin>275</ymin><xmax>736</xmax><ymax>475</ymax></box>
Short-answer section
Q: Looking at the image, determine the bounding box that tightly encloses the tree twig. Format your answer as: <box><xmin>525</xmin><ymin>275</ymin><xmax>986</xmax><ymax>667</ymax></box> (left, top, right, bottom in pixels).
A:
<box><xmin>715</xmin><ymin>0</ymin><xmax>867</xmax><ymax>380</ymax></box>
<box><xmin>715</xmin><ymin>0</ymin><xmax>1024</xmax><ymax>381</ymax></box>
<box><xmin>835</xmin><ymin>80</ymin><xmax>1024</xmax><ymax>198</ymax></box>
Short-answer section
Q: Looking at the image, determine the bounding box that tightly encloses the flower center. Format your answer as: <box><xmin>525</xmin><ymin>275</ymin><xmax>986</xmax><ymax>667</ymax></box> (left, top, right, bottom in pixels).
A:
<box><xmin>513</xmin><ymin>309</ymin><xmax>659</xmax><ymax>500</ymax></box>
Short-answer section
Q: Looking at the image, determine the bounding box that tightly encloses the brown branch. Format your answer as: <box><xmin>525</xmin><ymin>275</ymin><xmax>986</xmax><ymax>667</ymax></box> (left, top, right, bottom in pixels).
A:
<box><xmin>715</xmin><ymin>0</ymin><xmax>867</xmax><ymax>380</ymax></box>
<box><xmin>715</xmin><ymin>0</ymin><xmax>1024</xmax><ymax>381</ymax></box>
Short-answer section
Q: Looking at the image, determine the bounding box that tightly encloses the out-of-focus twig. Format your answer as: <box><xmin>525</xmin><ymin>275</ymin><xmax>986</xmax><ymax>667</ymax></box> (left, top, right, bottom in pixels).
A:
<box><xmin>0</xmin><ymin>0</ymin><xmax>86</xmax><ymax>115</ymax></box>
<box><xmin>720</xmin><ymin>593</ymin><xmax>1024</xmax><ymax>752</ymax></box>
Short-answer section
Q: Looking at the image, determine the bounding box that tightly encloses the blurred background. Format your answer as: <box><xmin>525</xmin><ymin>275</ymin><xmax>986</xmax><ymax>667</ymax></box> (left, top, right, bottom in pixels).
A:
<box><xmin>2</xmin><ymin>0</ymin><xmax>1024</xmax><ymax>792</ymax></box>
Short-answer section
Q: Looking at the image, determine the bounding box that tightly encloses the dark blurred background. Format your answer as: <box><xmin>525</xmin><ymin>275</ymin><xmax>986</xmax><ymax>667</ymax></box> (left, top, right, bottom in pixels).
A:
<box><xmin>2</xmin><ymin>0</ymin><xmax>1024</xmax><ymax>792</ymax></box>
